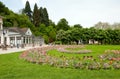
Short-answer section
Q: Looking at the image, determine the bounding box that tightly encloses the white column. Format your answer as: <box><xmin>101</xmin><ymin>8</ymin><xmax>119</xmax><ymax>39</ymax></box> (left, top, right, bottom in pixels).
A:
<box><xmin>28</xmin><ymin>37</ymin><xmax>30</xmax><ymax>44</ymax></box>
<box><xmin>1</xmin><ymin>23</ymin><xmax>3</xmax><ymax>30</ymax></box>
<box><xmin>30</xmin><ymin>37</ymin><xmax>32</xmax><ymax>44</ymax></box>
<box><xmin>7</xmin><ymin>36</ymin><xmax>10</xmax><ymax>45</ymax></box>
<box><xmin>1</xmin><ymin>34</ymin><xmax>4</xmax><ymax>44</ymax></box>
<box><xmin>21</xmin><ymin>37</ymin><xmax>23</xmax><ymax>44</ymax></box>
<box><xmin>29</xmin><ymin>37</ymin><xmax>31</xmax><ymax>44</ymax></box>
<box><xmin>15</xmin><ymin>36</ymin><xmax>17</xmax><ymax>46</ymax></box>
<box><xmin>0</xmin><ymin>21</ymin><xmax>3</xmax><ymax>30</ymax></box>
<box><xmin>24</xmin><ymin>37</ymin><xmax>26</xmax><ymax>44</ymax></box>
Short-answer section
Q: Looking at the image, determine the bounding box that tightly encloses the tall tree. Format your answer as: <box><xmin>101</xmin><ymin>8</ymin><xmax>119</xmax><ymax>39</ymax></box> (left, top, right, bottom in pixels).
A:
<box><xmin>33</xmin><ymin>3</ymin><xmax>40</xmax><ymax>27</ymax></box>
<box><xmin>39</xmin><ymin>7</ymin><xmax>44</xmax><ymax>24</ymax></box>
<box><xmin>43</xmin><ymin>8</ymin><xmax>49</xmax><ymax>26</ymax></box>
<box><xmin>24</xmin><ymin>1</ymin><xmax>32</xmax><ymax>21</ymax></box>
<box><xmin>57</xmin><ymin>18</ymin><xmax>70</xmax><ymax>31</ymax></box>
<box><xmin>0</xmin><ymin>1</ymin><xmax>10</xmax><ymax>15</ymax></box>
<box><xmin>39</xmin><ymin>7</ymin><xmax>49</xmax><ymax>26</ymax></box>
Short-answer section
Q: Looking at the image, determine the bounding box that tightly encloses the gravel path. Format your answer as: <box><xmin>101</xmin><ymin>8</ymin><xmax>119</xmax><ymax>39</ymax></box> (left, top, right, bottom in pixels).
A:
<box><xmin>0</xmin><ymin>45</ymin><xmax>48</xmax><ymax>54</ymax></box>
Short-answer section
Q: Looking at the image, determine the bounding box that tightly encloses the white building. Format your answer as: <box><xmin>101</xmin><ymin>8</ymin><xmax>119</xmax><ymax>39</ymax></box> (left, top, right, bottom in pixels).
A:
<box><xmin>0</xmin><ymin>16</ymin><xmax>44</xmax><ymax>47</ymax></box>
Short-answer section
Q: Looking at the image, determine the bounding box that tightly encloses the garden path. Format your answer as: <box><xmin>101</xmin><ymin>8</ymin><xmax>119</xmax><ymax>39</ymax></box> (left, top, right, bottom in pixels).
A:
<box><xmin>0</xmin><ymin>45</ymin><xmax>48</xmax><ymax>54</ymax></box>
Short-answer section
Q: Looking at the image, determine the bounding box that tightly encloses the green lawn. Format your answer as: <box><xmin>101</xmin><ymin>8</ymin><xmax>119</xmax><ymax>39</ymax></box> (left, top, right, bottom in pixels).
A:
<box><xmin>48</xmin><ymin>45</ymin><xmax>120</xmax><ymax>59</ymax></box>
<box><xmin>0</xmin><ymin>45</ymin><xmax>120</xmax><ymax>79</ymax></box>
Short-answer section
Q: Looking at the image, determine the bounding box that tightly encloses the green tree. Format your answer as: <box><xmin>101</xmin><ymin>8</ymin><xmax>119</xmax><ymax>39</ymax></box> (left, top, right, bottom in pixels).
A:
<box><xmin>46</xmin><ymin>26</ymin><xmax>56</xmax><ymax>43</ymax></box>
<box><xmin>3</xmin><ymin>11</ymin><xmax>17</xmax><ymax>27</ymax></box>
<box><xmin>39</xmin><ymin>7</ymin><xmax>49</xmax><ymax>26</ymax></box>
<box><xmin>56</xmin><ymin>30</ymin><xmax>71</xmax><ymax>44</ymax></box>
<box><xmin>43</xmin><ymin>8</ymin><xmax>49</xmax><ymax>26</ymax></box>
<box><xmin>33</xmin><ymin>3</ymin><xmax>40</xmax><ymax>27</ymax></box>
<box><xmin>81</xmin><ymin>28</ymin><xmax>90</xmax><ymax>44</ymax></box>
<box><xmin>0</xmin><ymin>1</ymin><xmax>10</xmax><ymax>15</ymax></box>
<box><xmin>43</xmin><ymin>35</ymin><xmax>49</xmax><ymax>44</ymax></box>
<box><xmin>70</xmin><ymin>28</ymin><xmax>82</xmax><ymax>44</ymax></box>
<box><xmin>106</xmin><ymin>29</ymin><xmax>120</xmax><ymax>44</ymax></box>
<box><xmin>39</xmin><ymin>24</ymin><xmax>46</xmax><ymax>34</ymax></box>
<box><xmin>97</xmin><ymin>29</ymin><xmax>107</xmax><ymax>44</ymax></box>
<box><xmin>24</xmin><ymin>1</ymin><xmax>32</xmax><ymax>21</ymax></box>
<box><xmin>56</xmin><ymin>30</ymin><xmax>65</xmax><ymax>43</ymax></box>
<box><xmin>57</xmin><ymin>18</ymin><xmax>70</xmax><ymax>31</ymax></box>
<box><xmin>74</xmin><ymin>24</ymin><xmax>82</xmax><ymax>28</ymax></box>
<box><xmin>89</xmin><ymin>27</ymin><xmax>98</xmax><ymax>44</ymax></box>
<box><xmin>39</xmin><ymin>7</ymin><xmax>43</xmax><ymax>25</ymax></box>
<box><xmin>49</xmin><ymin>20</ymin><xmax>56</xmax><ymax>28</ymax></box>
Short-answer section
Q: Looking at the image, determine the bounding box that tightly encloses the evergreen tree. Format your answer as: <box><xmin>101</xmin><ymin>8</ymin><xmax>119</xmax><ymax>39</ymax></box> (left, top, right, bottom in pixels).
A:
<box><xmin>39</xmin><ymin>7</ymin><xmax>49</xmax><ymax>26</ymax></box>
<box><xmin>33</xmin><ymin>3</ymin><xmax>40</xmax><ymax>27</ymax></box>
<box><xmin>24</xmin><ymin>1</ymin><xmax>32</xmax><ymax>21</ymax></box>
<box><xmin>43</xmin><ymin>8</ymin><xmax>49</xmax><ymax>26</ymax></box>
<box><xmin>39</xmin><ymin>7</ymin><xmax>44</xmax><ymax>25</ymax></box>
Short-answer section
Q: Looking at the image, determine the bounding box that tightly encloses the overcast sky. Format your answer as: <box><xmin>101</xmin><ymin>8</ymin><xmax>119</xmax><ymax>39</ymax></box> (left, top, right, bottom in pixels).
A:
<box><xmin>0</xmin><ymin>0</ymin><xmax>120</xmax><ymax>27</ymax></box>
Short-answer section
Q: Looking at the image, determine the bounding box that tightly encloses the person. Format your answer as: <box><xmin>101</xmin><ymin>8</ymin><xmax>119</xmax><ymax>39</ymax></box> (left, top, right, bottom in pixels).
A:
<box><xmin>17</xmin><ymin>44</ymin><xmax>19</xmax><ymax>48</ymax></box>
<box><xmin>21</xmin><ymin>44</ymin><xmax>24</xmax><ymax>48</ymax></box>
<box><xmin>10</xmin><ymin>43</ymin><xmax>13</xmax><ymax>48</ymax></box>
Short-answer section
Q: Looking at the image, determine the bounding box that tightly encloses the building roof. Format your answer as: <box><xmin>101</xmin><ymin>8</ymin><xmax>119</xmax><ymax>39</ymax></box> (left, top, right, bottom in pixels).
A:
<box><xmin>7</xmin><ymin>27</ymin><xmax>30</xmax><ymax>35</ymax></box>
<box><xmin>0</xmin><ymin>16</ymin><xmax>5</xmax><ymax>19</ymax></box>
<box><xmin>20</xmin><ymin>28</ymin><xmax>29</xmax><ymax>34</ymax></box>
<box><xmin>0</xmin><ymin>16</ymin><xmax>3</xmax><ymax>18</ymax></box>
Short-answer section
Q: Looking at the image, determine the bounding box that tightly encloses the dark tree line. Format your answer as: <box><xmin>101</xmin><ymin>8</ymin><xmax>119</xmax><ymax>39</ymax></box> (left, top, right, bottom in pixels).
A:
<box><xmin>56</xmin><ymin>27</ymin><xmax>120</xmax><ymax>45</ymax></box>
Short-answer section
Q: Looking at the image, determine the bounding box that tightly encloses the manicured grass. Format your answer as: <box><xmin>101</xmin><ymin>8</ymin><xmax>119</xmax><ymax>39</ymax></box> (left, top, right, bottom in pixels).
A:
<box><xmin>0</xmin><ymin>45</ymin><xmax>120</xmax><ymax>79</ymax></box>
<box><xmin>48</xmin><ymin>45</ymin><xmax>120</xmax><ymax>59</ymax></box>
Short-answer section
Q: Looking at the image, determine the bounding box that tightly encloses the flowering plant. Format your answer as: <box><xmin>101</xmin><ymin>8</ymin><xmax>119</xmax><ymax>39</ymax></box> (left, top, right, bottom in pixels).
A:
<box><xmin>20</xmin><ymin>46</ymin><xmax>120</xmax><ymax>70</ymax></box>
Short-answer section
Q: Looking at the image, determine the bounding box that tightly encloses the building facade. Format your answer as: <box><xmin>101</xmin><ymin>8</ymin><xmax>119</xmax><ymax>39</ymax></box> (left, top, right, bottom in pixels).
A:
<box><xmin>0</xmin><ymin>16</ymin><xmax>44</xmax><ymax>48</ymax></box>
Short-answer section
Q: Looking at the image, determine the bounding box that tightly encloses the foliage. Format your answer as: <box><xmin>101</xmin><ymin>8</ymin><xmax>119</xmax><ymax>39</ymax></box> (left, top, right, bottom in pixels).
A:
<box><xmin>43</xmin><ymin>35</ymin><xmax>49</xmax><ymax>44</ymax></box>
<box><xmin>24</xmin><ymin>1</ymin><xmax>32</xmax><ymax>21</ymax></box>
<box><xmin>0</xmin><ymin>1</ymin><xmax>10</xmax><ymax>15</ymax></box>
<box><xmin>56</xmin><ymin>27</ymin><xmax>120</xmax><ymax>45</ymax></box>
<box><xmin>33</xmin><ymin>3</ymin><xmax>40</xmax><ymax>27</ymax></box>
<box><xmin>39</xmin><ymin>7</ymin><xmax>49</xmax><ymax>26</ymax></box>
<box><xmin>74</xmin><ymin>24</ymin><xmax>82</xmax><ymax>28</ymax></box>
<box><xmin>57</xmin><ymin>18</ymin><xmax>70</xmax><ymax>31</ymax></box>
<box><xmin>56</xmin><ymin>30</ymin><xmax>71</xmax><ymax>44</ymax></box>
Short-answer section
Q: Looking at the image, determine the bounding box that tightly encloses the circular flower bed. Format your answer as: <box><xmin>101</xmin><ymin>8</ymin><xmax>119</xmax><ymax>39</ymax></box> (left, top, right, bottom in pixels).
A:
<box><xmin>20</xmin><ymin>46</ymin><xmax>120</xmax><ymax>70</ymax></box>
<box><xmin>57</xmin><ymin>45</ymin><xmax>92</xmax><ymax>54</ymax></box>
<box><xmin>58</xmin><ymin>48</ymin><xmax>92</xmax><ymax>54</ymax></box>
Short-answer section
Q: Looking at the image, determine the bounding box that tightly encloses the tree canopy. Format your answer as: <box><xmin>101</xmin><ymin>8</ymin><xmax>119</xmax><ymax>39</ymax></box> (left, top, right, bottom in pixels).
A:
<box><xmin>24</xmin><ymin>1</ymin><xmax>32</xmax><ymax>21</ymax></box>
<box><xmin>57</xmin><ymin>18</ymin><xmax>70</xmax><ymax>31</ymax></box>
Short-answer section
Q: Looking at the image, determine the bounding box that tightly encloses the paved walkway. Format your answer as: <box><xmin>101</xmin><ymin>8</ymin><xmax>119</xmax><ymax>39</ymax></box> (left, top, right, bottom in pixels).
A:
<box><xmin>0</xmin><ymin>45</ymin><xmax>48</xmax><ymax>54</ymax></box>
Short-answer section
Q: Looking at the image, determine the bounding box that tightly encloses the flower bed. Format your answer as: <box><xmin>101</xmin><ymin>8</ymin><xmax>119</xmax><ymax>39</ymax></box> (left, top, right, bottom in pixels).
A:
<box><xmin>20</xmin><ymin>46</ymin><xmax>120</xmax><ymax>70</ymax></box>
<box><xmin>58</xmin><ymin>48</ymin><xmax>92</xmax><ymax>54</ymax></box>
<box><xmin>57</xmin><ymin>45</ymin><xmax>92</xmax><ymax>54</ymax></box>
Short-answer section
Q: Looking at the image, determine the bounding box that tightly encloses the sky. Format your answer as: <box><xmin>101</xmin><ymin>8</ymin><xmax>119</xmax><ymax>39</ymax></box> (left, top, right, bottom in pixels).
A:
<box><xmin>0</xmin><ymin>0</ymin><xmax>120</xmax><ymax>27</ymax></box>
